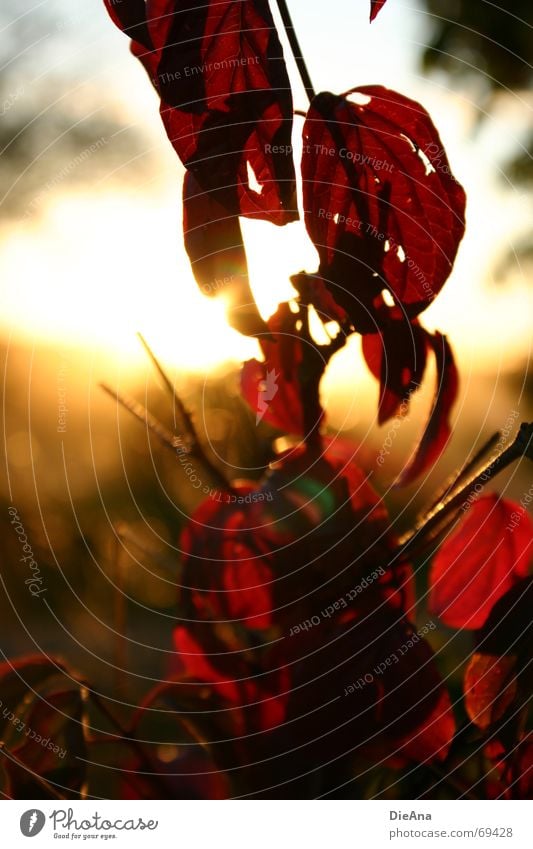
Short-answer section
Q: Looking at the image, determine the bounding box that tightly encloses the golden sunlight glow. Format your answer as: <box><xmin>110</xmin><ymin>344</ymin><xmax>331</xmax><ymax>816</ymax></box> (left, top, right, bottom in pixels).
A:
<box><xmin>0</xmin><ymin>192</ymin><xmax>258</xmax><ymax>372</ymax></box>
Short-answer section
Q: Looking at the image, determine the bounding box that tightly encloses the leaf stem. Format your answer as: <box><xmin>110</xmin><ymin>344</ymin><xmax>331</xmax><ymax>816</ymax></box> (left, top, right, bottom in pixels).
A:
<box><xmin>275</xmin><ymin>0</ymin><xmax>316</xmax><ymax>102</ymax></box>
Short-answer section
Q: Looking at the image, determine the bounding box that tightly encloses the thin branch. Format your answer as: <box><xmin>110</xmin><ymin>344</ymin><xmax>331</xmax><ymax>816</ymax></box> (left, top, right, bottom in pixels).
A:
<box><xmin>100</xmin><ymin>383</ymin><xmax>232</xmax><ymax>492</ymax></box>
<box><xmin>397</xmin><ymin>422</ymin><xmax>533</xmax><ymax>558</ymax></box>
<box><xmin>421</xmin><ymin>430</ymin><xmax>502</xmax><ymax>518</ymax></box>
<box><xmin>100</xmin><ymin>383</ymin><xmax>187</xmax><ymax>455</ymax></box>
<box><xmin>137</xmin><ymin>332</ymin><xmax>196</xmax><ymax>445</ymax></box>
<box><xmin>275</xmin><ymin>0</ymin><xmax>316</xmax><ymax>102</ymax></box>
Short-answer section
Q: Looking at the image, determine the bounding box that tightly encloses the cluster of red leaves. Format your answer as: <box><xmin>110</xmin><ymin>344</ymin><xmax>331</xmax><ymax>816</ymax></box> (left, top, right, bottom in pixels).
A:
<box><xmin>239</xmin><ymin>84</ymin><xmax>465</xmax><ymax>479</ymax></box>
<box><xmin>103</xmin><ymin>0</ymin><xmax>296</xmax><ymax>224</ymax></box>
<box><xmin>169</xmin><ymin>439</ymin><xmax>456</xmax><ymax>794</ymax></box>
<box><xmin>429</xmin><ymin>496</ymin><xmax>533</xmax><ymax>798</ymax></box>
<box><xmin>104</xmin><ymin>2</ymin><xmax>465</xmax><ymax>481</ymax></box>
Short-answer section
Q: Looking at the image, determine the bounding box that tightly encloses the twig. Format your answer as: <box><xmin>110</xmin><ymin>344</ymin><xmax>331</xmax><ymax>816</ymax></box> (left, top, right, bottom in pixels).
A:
<box><xmin>113</xmin><ymin>527</ymin><xmax>127</xmax><ymax>700</ymax></box>
<box><xmin>422</xmin><ymin>431</ymin><xmax>502</xmax><ymax>517</ymax></box>
<box><xmin>397</xmin><ymin>422</ymin><xmax>533</xmax><ymax>558</ymax></box>
<box><xmin>137</xmin><ymin>332</ymin><xmax>196</xmax><ymax>445</ymax></box>
<box><xmin>275</xmin><ymin>0</ymin><xmax>316</xmax><ymax>102</ymax></box>
<box><xmin>100</xmin><ymin>383</ymin><xmax>187</xmax><ymax>455</ymax></box>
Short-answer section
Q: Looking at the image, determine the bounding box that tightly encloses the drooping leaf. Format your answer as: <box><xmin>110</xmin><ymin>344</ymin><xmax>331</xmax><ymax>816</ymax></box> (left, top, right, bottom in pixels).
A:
<box><xmin>362</xmin><ymin>317</ymin><xmax>428</xmax><ymax>424</ymax></box>
<box><xmin>370</xmin><ymin>1</ymin><xmax>388</xmax><ymax>22</ymax></box>
<box><xmin>429</xmin><ymin>495</ymin><xmax>533</xmax><ymax>630</ymax></box>
<box><xmin>464</xmin><ymin>653</ymin><xmax>518</xmax><ymax>731</ymax></box>
<box><xmin>302</xmin><ymin>87</ymin><xmax>466</xmax><ymax>325</ymax></box>
<box><xmin>105</xmin><ymin>0</ymin><xmax>297</xmax><ymax>224</ymax></box>
<box><xmin>183</xmin><ymin>171</ymin><xmax>267</xmax><ymax>336</ymax></box>
<box><xmin>396</xmin><ymin>331</ymin><xmax>458</xmax><ymax>484</ymax></box>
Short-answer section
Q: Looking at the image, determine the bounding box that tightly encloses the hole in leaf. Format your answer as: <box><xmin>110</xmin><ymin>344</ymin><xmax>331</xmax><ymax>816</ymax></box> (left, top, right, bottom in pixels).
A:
<box><xmin>382</xmin><ymin>289</ymin><xmax>395</xmax><ymax>307</ymax></box>
<box><xmin>347</xmin><ymin>91</ymin><xmax>371</xmax><ymax>106</ymax></box>
<box><xmin>417</xmin><ymin>146</ymin><xmax>436</xmax><ymax>176</ymax></box>
<box><xmin>399</xmin><ymin>132</ymin><xmax>417</xmax><ymax>153</ymax></box>
<box><xmin>397</xmin><ymin>245</ymin><xmax>406</xmax><ymax>262</ymax></box>
<box><xmin>246</xmin><ymin>161</ymin><xmax>263</xmax><ymax>195</ymax></box>
<box><xmin>333</xmin><ymin>212</ymin><xmax>340</xmax><ymax>224</ymax></box>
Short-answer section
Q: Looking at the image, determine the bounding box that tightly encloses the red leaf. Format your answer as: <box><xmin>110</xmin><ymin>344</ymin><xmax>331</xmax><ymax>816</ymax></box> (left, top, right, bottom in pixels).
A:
<box><xmin>291</xmin><ymin>271</ymin><xmax>350</xmax><ymax>327</ymax></box>
<box><xmin>370</xmin><ymin>1</ymin><xmax>388</xmax><ymax>22</ymax></box>
<box><xmin>183</xmin><ymin>171</ymin><xmax>267</xmax><ymax>336</ymax></box>
<box><xmin>241</xmin><ymin>303</ymin><xmax>309</xmax><ymax>435</ymax></box>
<box><xmin>362</xmin><ymin>318</ymin><xmax>428</xmax><ymax>423</ymax></box>
<box><xmin>477</xmin><ymin>578</ymin><xmax>533</xmax><ymax>655</ymax></box>
<box><xmin>396</xmin><ymin>687</ymin><xmax>456</xmax><ymax>763</ymax></box>
<box><xmin>429</xmin><ymin>495</ymin><xmax>533</xmax><ymax>630</ymax></box>
<box><xmin>464</xmin><ymin>653</ymin><xmax>517</xmax><ymax>731</ymax></box>
<box><xmin>302</xmin><ymin>88</ymin><xmax>466</xmax><ymax>324</ymax></box>
<box><xmin>180</xmin><ymin>440</ymin><xmax>393</xmax><ymax>632</ymax></box>
<box><xmin>284</xmin><ymin>610</ymin><xmax>454</xmax><ymax>763</ymax></box>
<box><xmin>103</xmin><ymin>0</ymin><xmax>152</xmax><ymax>49</ymax></box>
<box><xmin>172</xmin><ymin>626</ymin><xmax>288</xmax><ymax>732</ymax></box>
<box><xmin>106</xmin><ymin>1</ymin><xmax>297</xmax><ymax>224</ymax></box>
<box><xmin>396</xmin><ymin>331</ymin><xmax>458</xmax><ymax>484</ymax></box>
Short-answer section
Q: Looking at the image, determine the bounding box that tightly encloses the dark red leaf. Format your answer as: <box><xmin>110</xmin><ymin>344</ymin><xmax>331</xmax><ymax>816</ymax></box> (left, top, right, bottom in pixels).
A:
<box><xmin>370</xmin><ymin>1</ymin><xmax>388</xmax><ymax>22</ymax></box>
<box><xmin>476</xmin><ymin>578</ymin><xmax>533</xmax><ymax>656</ymax></box>
<box><xmin>396</xmin><ymin>331</ymin><xmax>458</xmax><ymax>484</ymax></box>
<box><xmin>302</xmin><ymin>88</ymin><xmax>466</xmax><ymax>324</ymax></box>
<box><xmin>183</xmin><ymin>171</ymin><xmax>267</xmax><ymax>336</ymax></box>
<box><xmin>241</xmin><ymin>303</ymin><xmax>309</xmax><ymax>435</ymax></box>
<box><xmin>106</xmin><ymin>1</ymin><xmax>297</xmax><ymax>224</ymax></box>
<box><xmin>172</xmin><ymin>626</ymin><xmax>288</xmax><ymax>732</ymax></box>
<box><xmin>429</xmin><ymin>495</ymin><xmax>533</xmax><ymax>630</ymax></box>
<box><xmin>180</xmin><ymin>440</ymin><xmax>394</xmax><ymax>633</ymax></box>
<box><xmin>284</xmin><ymin>610</ymin><xmax>454</xmax><ymax>763</ymax></box>
<box><xmin>103</xmin><ymin>0</ymin><xmax>152</xmax><ymax>49</ymax></box>
<box><xmin>362</xmin><ymin>318</ymin><xmax>428</xmax><ymax>424</ymax></box>
<box><xmin>396</xmin><ymin>687</ymin><xmax>456</xmax><ymax>763</ymax></box>
<box><xmin>291</xmin><ymin>271</ymin><xmax>350</xmax><ymax>327</ymax></box>
<box><xmin>464</xmin><ymin>653</ymin><xmax>517</xmax><ymax>731</ymax></box>
<box><xmin>515</xmin><ymin>735</ymin><xmax>533</xmax><ymax>799</ymax></box>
